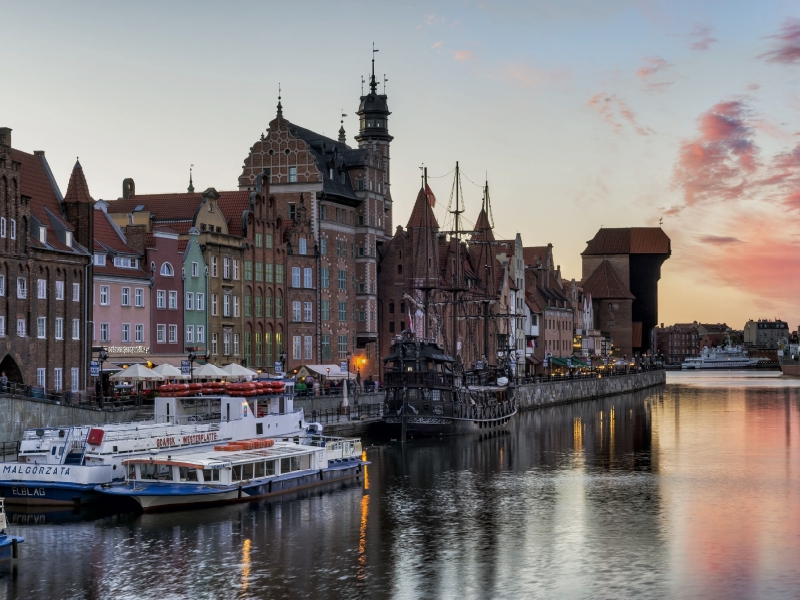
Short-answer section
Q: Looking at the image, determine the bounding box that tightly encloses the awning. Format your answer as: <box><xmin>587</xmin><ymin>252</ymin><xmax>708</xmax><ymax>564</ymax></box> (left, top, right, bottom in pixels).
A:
<box><xmin>549</xmin><ymin>357</ymin><xmax>589</xmax><ymax>367</ymax></box>
<box><xmin>525</xmin><ymin>356</ymin><xmax>542</xmax><ymax>365</ymax></box>
<box><xmin>296</xmin><ymin>364</ymin><xmax>355</xmax><ymax>380</ymax></box>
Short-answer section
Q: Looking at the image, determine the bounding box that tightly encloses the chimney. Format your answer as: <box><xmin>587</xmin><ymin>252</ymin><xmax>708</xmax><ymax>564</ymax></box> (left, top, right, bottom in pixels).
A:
<box><xmin>123</xmin><ymin>224</ymin><xmax>147</xmax><ymax>254</ymax></box>
<box><xmin>122</xmin><ymin>178</ymin><xmax>136</xmax><ymax>199</ymax></box>
<box><xmin>0</xmin><ymin>127</ymin><xmax>11</xmax><ymax>151</ymax></box>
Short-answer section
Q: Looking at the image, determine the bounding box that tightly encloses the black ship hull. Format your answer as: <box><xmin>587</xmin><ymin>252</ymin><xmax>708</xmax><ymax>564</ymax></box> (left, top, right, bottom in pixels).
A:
<box><xmin>384</xmin><ymin>407</ymin><xmax>517</xmax><ymax>436</ymax></box>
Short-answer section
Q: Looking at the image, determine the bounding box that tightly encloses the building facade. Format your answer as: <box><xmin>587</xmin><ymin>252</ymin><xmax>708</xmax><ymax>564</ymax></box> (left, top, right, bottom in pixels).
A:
<box><xmin>182</xmin><ymin>228</ymin><xmax>208</xmax><ymax>357</ymax></box>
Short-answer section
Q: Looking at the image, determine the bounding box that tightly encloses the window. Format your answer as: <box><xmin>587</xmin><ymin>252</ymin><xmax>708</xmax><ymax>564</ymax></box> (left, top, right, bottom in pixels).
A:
<box><xmin>100</xmin><ymin>322</ymin><xmax>110</xmax><ymax>342</ymax></box>
<box><xmin>397</xmin><ymin>264</ymin><xmax>402</xmax><ymax>274</ymax></box>
<box><xmin>157</xmin><ymin>290</ymin><xmax>165</xmax><ymax>309</ymax></box>
<box><xmin>37</xmin><ymin>368</ymin><xmax>46</xmax><ymax>388</ymax></box>
<box><xmin>255</xmin><ymin>332</ymin><xmax>262</xmax><ymax>366</ymax></box>
<box><xmin>157</xmin><ymin>324</ymin><xmax>166</xmax><ymax>343</ymax></box>
<box><xmin>321</xmin><ymin>300</ymin><xmax>330</xmax><ymax>321</ymax></box>
<box><xmin>245</xmin><ymin>331</ymin><xmax>251</xmax><ymax>360</ymax></box>
<box><xmin>10</xmin><ymin>219</ymin><xmax>15</xmax><ymax>240</ymax></box>
<box><xmin>55</xmin><ymin>318</ymin><xmax>63</xmax><ymax>340</ymax></box>
<box><xmin>192</xmin><ymin>262</ymin><xmax>199</xmax><ymax>277</ymax></box>
<box><xmin>223</xmin><ymin>257</ymin><xmax>231</xmax><ymax>279</ymax></box>
<box><xmin>71</xmin><ymin>368</ymin><xmax>79</xmax><ymax>392</ymax></box>
<box><xmin>73</xmin><ymin>282</ymin><xmax>80</xmax><ymax>302</ymax></box>
<box><xmin>276</xmin><ymin>297</ymin><xmax>283</xmax><ymax>318</ymax></box>
<box><xmin>234</xmin><ymin>260</ymin><xmax>240</xmax><ymax>280</ymax></box>
<box><xmin>304</xmin><ymin>268</ymin><xmax>312</xmax><ymax>288</ymax></box>
<box><xmin>121</xmin><ymin>323</ymin><xmax>130</xmax><ymax>343</ymax></box>
<box><xmin>99</xmin><ymin>285</ymin><xmax>109</xmax><ymax>305</ymax></box>
<box><xmin>292</xmin><ymin>301</ymin><xmax>301</xmax><ymax>322</ymax></box>
<box><xmin>304</xmin><ymin>302</ymin><xmax>312</xmax><ymax>322</ymax></box>
<box><xmin>37</xmin><ymin>317</ymin><xmax>46</xmax><ymax>338</ymax></box>
<box><xmin>338</xmin><ymin>335</ymin><xmax>348</xmax><ymax>359</ymax></box>
<box><xmin>185</xmin><ymin>325</ymin><xmax>194</xmax><ymax>343</ymax></box>
<box><xmin>320</xmin><ymin>238</ymin><xmax>327</xmax><ymax>255</ymax></box>
<box><xmin>321</xmin><ymin>335</ymin><xmax>331</xmax><ymax>360</ymax></box>
<box><xmin>321</xmin><ymin>268</ymin><xmax>329</xmax><ymax>288</ymax></box>
<box><xmin>169</xmin><ymin>325</ymin><xmax>178</xmax><ymax>343</ymax></box>
<box><xmin>223</xmin><ymin>294</ymin><xmax>231</xmax><ymax>317</ymax></box>
<box><xmin>17</xmin><ymin>319</ymin><xmax>25</xmax><ymax>338</ymax></box>
<box><xmin>389</xmin><ymin>321</ymin><xmax>395</xmax><ymax>333</ymax></box>
<box><xmin>53</xmin><ymin>368</ymin><xmax>63</xmax><ymax>392</ymax></box>
<box><xmin>245</xmin><ymin>261</ymin><xmax>253</xmax><ymax>280</ymax></box>
<box><xmin>338</xmin><ymin>301</ymin><xmax>347</xmax><ymax>321</ymax></box>
<box><xmin>211</xmin><ymin>256</ymin><xmax>218</xmax><ymax>277</ymax></box>
<box><xmin>37</xmin><ymin>279</ymin><xmax>46</xmax><ymax>299</ymax></box>
<box><xmin>289</xmin><ymin>167</ymin><xmax>297</xmax><ymax>183</ymax></box>
<box><xmin>244</xmin><ymin>295</ymin><xmax>251</xmax><ymax>317</ymax></box>
<box><xmin>0</xmin><ymin>275</ymin><xmax>4</xmax><ymax>297</ymax></box>
<box><xmin>255</xmin><ymin>296</ymin><xmax>263</xmax><ymax>317</ymax></box>
<box><xmin>338</xmin><ymin>270</ymin><xmax>346</xmax><ymax>290</ymax></box>
<box><xmin>233</xmin><ymin>296</ymin><xmax>240</xmax><ymax>317</ymax></box>
<box><xmin>275</xmin><ymin>264</ymin><xmax>284</xmax><ymax>284</ymax></box>
<box><xmin>196</xmin><ymin>326</ymin><xmax>204</xmax><ymax>343</ymax></box>
<box><xmin>168</xmin><ymin>291</ymin><xmax>178</xmax><ymax>309</ymax></box>
<box><xmin>255</xmin><ymin>262</ymin><xmax>263</xmax><ymax>281</ymax></box>
<box><xmin>0</xmin><ymin>316</ymin><xmax>5</xmax><ymax>337</ymax></box>
<box><xmin>299</xmin><ymin>238</ymin><xmax>307</xmax><ymax>255</ymax></box>
<box><xmin>265</xmin><ymin>233</ymin><xmax>273</xmax><ymax>249</ymax></box>
<box><xmin>211</xmin><ymin>332</ymin><xmax>218</xmax><ymax>355</ymax></box>
<box><xmin>14</xmin><ymin>277</ymin><xmax>25</xmax><ymax>299</ymax></box>
<box><xmin>93</xmin><ymin>254</ymin><xmax>106</xmax><ymax>266</ymax></box>
<box><xmin>114</xmin><ymin>257</ymin><xmax>139</xmax><ymax>269</ymax></box>
<box><xmin>292</xmin><ymin>267</ymin><xmax>301</xmax><ymax>288</ymax></box>
<box><xmin>121</xmin><ymin>287</ymin><xmax>130</xmax><ymax>306</ymax></box>
<box><xmin>304</xmin><ymin>336</ymin><xmax>313</xmax><ymax>360</ymax></box>
<box><xmin>73</xmin><ymin>319</ymin><xmax>80</xmax><ymax>340</ymax></box>
<box><xmin>55</xmin><ymin>281</ymin><xmax>64</xmax><ymax>300</ymax></box>
<box><xmin>292</xmin><ymin>335</ymin><xmax>301</xmax><ymax>360</ymax></box>
<box><xmin>265</xmin><ymin>263</ymin><xmax>273</xmax><ymax>283</ymax></box>
<box><xmin>255</xmin><ymin>233</ymin><xmax>263</xmax><ymax>247</ymax></box>
<box><xmin>186</xmin><ymin>292</ymin><xmax>194</xmax><ymax>310</ymax></box>
<box><xmin>160</xmin><ymin>263</ymin><xmax>174</xmax><ymax>276</ymax></box>
<box><xmin>196</xmin><ymin>293</ymin><xmax>204</xmax><ymax>311</ymax></box>
<box><xmin>358</xmin><ymin>311</ymin><xmax>366</xmax><ymax>322</ymax></box>
<box><xmin>234</xmin><ymin>333</ymin><xmax>240</xmax><ymax>355</ymax></box>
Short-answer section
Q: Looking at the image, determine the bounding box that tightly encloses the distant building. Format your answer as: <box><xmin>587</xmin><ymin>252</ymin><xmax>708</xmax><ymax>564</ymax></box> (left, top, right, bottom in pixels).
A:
<box><xmin>652</xmin><ymin>322</ymin><xmax>701</xmax><ymax>365</ymax></box>
<box><xmin>743</xmin><ymin>319</ymin><xmax>789</xmax><ymax>349</ymax></box>
<box><xmin>581</xmin><ymin>227</ymin><xmax>671</xmax><ymax>357</ymax></box>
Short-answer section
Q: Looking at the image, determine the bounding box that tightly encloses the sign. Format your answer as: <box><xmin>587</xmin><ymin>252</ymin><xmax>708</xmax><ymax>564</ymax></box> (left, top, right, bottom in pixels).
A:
<box><xmin>476</xmin><ymin>360</ymin><xmax>484</xmax><ymax>370</ymax></box>
<box><xmin>340</xmin><ymin>361</ymin><xmax>347</xmax><ymax>374</ymax></box>
<box><xmin>90</xmin><ymin>361</ymin><xmax>100</xmax><ymax>377</ymax></box>
<box><xmin>274</xmin><ymin>361</ymin><xmax>282</xmax><ymax>374</ymax></box>
<box><xmin>567</xmin><ymin>358</ymin><xmax>573</xmax><ymax>368</ymax></box>
<box><xmin>181</xmin><ymin>360</ymin><xmax>191</xmax><ymax>375</ymax></box>
<box><xmin>543</xmin><ymin>359</ymin><xmax>549</xmax><ymax>368</ymax></box>
<box><xmin>105</xmin><ymin>346</ymin><xmax>150</xmax><ymax>354</ymax></box>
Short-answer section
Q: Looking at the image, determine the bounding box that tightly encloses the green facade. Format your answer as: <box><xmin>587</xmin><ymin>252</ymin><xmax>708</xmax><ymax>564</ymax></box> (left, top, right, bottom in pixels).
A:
<box><xmin>183</xmin><ymin>229</ymin><xmax>208</xmax><ymax>355</ymax></box>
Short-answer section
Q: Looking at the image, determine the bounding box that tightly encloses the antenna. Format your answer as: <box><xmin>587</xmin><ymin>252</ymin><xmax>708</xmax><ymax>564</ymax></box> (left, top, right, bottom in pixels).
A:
<box><xmin>370</xmin><ymin>43</ymin><xmax>379</xmax><ymax>93</ymax></box>
<box><xmin>384</xmin><ymin>74</ymin><xmax>388</xmax><ymax>94</ymax></box>
<box><xmin>361</xmin><ymin>76</ymin><xmax>365</xmax><ymax>95</ymax></box>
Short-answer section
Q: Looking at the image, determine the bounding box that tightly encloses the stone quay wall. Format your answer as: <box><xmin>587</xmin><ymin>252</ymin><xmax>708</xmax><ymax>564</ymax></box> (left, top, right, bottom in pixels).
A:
<box><xmin>516</xmin><ymin>370</ymin><xmax>665</xmax><ymax>410</ymax></box>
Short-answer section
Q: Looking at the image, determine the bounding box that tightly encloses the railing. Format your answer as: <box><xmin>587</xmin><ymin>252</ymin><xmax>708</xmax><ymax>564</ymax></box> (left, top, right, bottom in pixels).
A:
<box><xmin>516</xmin><ymin>364</ymin><xmax>665</xmax><ymax>385</ymax></box>
<box><xmin>293</xmin><ymin>383</ymin><xmax>380</xmax><ymax>397</ymax></box>
<box><xmin>309</xmin><ymin>403</ymin><xmax>383</xmax><ymax>425</ymax></box>
<box><xmin>0</xmin><ymin>381</ymin><xmax>154</xmax><ymax>410</ymax></box>
<box><xmin>1</xmin><ymin>441</ymin><xmax>20</xmax><ymax>460</ymax></box>
<box><xmin>384</xmin><ymin>372</ymin><xmax>455</xmax><ymax>387</ymax></box>
<box><xmin>99</xmin><ymin>421</ymin><xmax>223</xmax><ymax>443</ymax></box>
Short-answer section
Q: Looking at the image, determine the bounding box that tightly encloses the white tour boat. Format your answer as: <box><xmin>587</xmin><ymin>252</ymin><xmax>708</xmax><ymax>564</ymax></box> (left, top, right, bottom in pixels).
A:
<box><xmin>96</xmin><ymin>436</ymin><xmax>366</xmax><ymax>512</ymax></box>
<box><xmin>682</xmin><ymin>344</ymin><xmax>759</xmax><ymax>370</ymax></box>
<box><xmin>0</xmin><ymin>382</ymin><xmax>325</xmax><ymax>506</ymax></box>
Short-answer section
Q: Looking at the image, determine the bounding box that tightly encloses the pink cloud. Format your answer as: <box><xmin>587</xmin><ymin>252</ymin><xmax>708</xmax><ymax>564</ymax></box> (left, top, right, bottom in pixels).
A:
<box><xmin>673</xmin><ymin>100</ymin><xmax>758</xmax><ymax>205</ymax></box>
<box><xmin>698</xmin><ymin>235</ymin><xmax>742</xmax><ymax>244</ymax></box>
<box><xmin>588</xmin><ymin>93</ymin><xmax>654</xmax><ymax>136</ymax></box>
<box><xmin>431</xmin><ymin>41</ymin><xmax>443</xmax><ymax>49</ymax></box>
<box><xmin>500</xmin><ymin>62</ymin><xmax>569</xmax><ymax>88</ymax></box>
<box><xmin>454</xmin><ymin>50</ymin><xmax>474</xmax><ymax>62</ymax></box>
<box><xmin>747</xmin><ymin>83</ymin><xmax>760</xmax><ymax>91</ymax></box>
<box><xmin>689</xmin><ymin>26</ymin><xmax>719</xmax><ymax>51</ymax></box>
<box><xmin>636</xmin><ymin>57</ymin><xmax>673</xmax><ymax>93</ymax></box>
<box><xmin>760</xmin><ymin>17</ymin><xmax>800</xmax><ymax>65</ymax></box>
<box><xmin>784</xmin><ymin>191</ymin><xmax>800</xmax><ymax>211</ymax></box>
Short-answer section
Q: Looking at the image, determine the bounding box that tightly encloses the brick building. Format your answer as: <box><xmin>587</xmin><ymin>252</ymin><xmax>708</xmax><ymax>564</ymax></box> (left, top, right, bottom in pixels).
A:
<box><xmin>0</xmin><ymin>128</ymin><xmax>93</xmax><ymax>391</ymax></box>
<box><xmin>652</xmin><ymin>322</ymin><xmax>700</xmax><ymax>365</ymax></box>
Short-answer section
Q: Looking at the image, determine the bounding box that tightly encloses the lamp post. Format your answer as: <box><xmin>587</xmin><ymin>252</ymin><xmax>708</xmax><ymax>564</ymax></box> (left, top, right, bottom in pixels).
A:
<box><xmin>346</xmin><ymin>350</ymin><xmax>352</xmax><ymax>392</ymax></box>
<box><xmin>98</xmin><ymin>350</ymin><xmax>108</xmax><ymax>409</ymax></box>
<box><xmin>188</xmin><ymin>351</ymin><xmax>197</xmax><ymax>384</ymax></box>
<box><xmin>279</xmin><ymin>351</ymin><xmax>287</xmax><ymax>376</ymax></box>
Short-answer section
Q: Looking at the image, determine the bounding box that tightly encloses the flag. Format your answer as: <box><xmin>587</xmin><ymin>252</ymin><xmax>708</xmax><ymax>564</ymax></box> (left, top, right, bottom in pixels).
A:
<box><xmin>408</xmin><ymin>308</ymin><xmax>415</xmax><ymax>333</ymax></box>
<box><xmin>425</xmin><ymin>183</ymin><xmax>436</xmax><ymax>207</ymax></box>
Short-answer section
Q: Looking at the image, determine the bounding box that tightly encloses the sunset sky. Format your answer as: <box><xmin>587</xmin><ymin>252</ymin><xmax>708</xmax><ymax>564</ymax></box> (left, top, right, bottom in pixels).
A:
<box><xmin>3</xmin><ymin>0</ymin><xmax>799</xmax><ymax>330</ymax></box>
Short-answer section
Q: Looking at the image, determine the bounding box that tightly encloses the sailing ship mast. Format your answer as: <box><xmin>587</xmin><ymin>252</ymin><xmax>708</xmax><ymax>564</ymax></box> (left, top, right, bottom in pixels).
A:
<box><xmin>450</xmin><ymin>162</ymin><xmax>464</xmax><ymax>361</ymax></box>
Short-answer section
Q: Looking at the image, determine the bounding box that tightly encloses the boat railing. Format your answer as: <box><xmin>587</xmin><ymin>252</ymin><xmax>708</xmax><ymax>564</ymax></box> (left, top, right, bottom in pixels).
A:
<box><xmin>384</xmin><ymin>371</ymin><xmax>454</xmax><ymax>387</ymax></box>
<box><xmin>98</xmin><ymin>422</ymin><xmax>223</xmax><ymax>443</ymax></box>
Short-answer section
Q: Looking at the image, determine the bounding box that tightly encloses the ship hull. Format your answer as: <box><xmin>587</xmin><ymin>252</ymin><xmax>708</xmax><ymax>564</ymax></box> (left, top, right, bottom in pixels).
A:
<box><xmin>779</xmin><ymin>362</ymin><xmax>800</xmax><ymax>376</ymax></box>
<box><xmin>384</xmin><ymin>407</ymin><xmax>517</xmax><ymax>436</ymax></box>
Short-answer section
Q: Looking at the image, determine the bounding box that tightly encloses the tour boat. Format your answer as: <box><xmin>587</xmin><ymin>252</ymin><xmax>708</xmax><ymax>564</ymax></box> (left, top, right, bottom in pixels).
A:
<box><xmin>778</xmin><ymin>341</ymin><xmax>800</xmax><ymax>376</ymax></box>
<box><xmin>95</xmin><ymin>436</ymin><xmax>366</xmax><ymax>512</ymax></box>
<box><xmin>0</xmin><ymin>381</ymin><xmax>325</xmax><ymax>506</ymax></box>
<box><xmin>681</xmin><ymin>345</ymin><xmax>759</xmax><ymax>370</ymax></box>
<box><xmin>0</xmin><ymin>498</ymin><xmax>24</xmax><ymax>561</ymax></box>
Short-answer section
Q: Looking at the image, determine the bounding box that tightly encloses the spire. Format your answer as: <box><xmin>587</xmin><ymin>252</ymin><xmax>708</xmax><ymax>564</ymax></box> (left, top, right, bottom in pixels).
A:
<box><xmin>370</xmin><ymin>43</ymin><xmax>379</xmax><ymax>94</ymax></box>
<box><xmin>188</xmin><ymin>164</ymin><xmax>195</xmax><ymax>193</ymax></box>
<box><xmin>407</xmin><ymin>187</ymin><xmax>439</xmax><ymax>229</ymax></box>
<box><xmin>276</xmin><ymin>83</ymin><xmax>283</xmax><ymax>119</ymax></box>
<box><xmin>338</xmin><ymin>111</ymin><xmax>347</xmax><ymax>144</ymax></box>
<box><xmin>472</xmin><ymin>179</ymin><xmax>494</xmax><ymax>241</ymax></box>
<box><xmin>63</xmin><ymin>158</ymin><xmax>94</xmax><ymax>203</ymax></box>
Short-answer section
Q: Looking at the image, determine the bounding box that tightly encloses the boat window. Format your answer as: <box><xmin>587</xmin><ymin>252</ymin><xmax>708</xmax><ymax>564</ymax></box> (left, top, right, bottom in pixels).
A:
<box><xmin>51</xmin><ymin>446</ymin><xmax>57</xmax><ymax>456</ymax></box>
<box><xmin>281</xmin><ymin>456</ymin><xmax>304</xmax><ymax>473</ymax></box>
<box><xmin>232</xmin><ymin>465</ymin><xmax>243</xmax><ymax>481</ymax></box>
<box><xmin>178</xmin><ymin>467</ymin><xmax>199</xmax><ymax>482</ymax></box>
<box><xmin>127</xmin><ymin>465</ymin><xmax>136</xmax><ymax>480</ymax></box>
<box><xmin>203</xmin><ymin>468</ymin><xmax>220</xmax><ymax>482</ymax></box>
<box><xmin>254</xmin><ymin>461</ymin><xmax>265</xmax><ymax>478</ymax></box>
<box><xmin>265</xmin><ymin>460</ymin><xmax>276</xmax><ymax>476</ymax></box>
<box><xmin>140</xmin><ymin>463</ymin><xmax>169</xmax><ymax>480</ymax></box>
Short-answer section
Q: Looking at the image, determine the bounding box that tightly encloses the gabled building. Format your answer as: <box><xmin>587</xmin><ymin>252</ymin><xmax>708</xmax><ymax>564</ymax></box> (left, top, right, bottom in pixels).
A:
<box><xmin>0</xmin><ymin>128</ymin><xmax>93</xmax><ymax>392</ymax></box>
<box><xmin>182</xmin><ymin>228</ymin><xmax>208</xmax><ymax>358</ymax></box>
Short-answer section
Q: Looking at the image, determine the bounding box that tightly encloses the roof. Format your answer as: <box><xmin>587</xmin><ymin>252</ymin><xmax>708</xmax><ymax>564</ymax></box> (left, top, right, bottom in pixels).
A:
<box><xmin>582</xmin><ymin>260</ymin><xmax>635</xmax><ymax>300</ymax></box>
<box><xmin>63</xmin><ymin>160</ymin><xmax>94</xmax><ymax>203</ymax></box>
<box><xmin>582</xmin><ymin>227</ymin><xmax>671</xmax><ymax>255</ymax></box>
<box><xmin>94</xmin><ymin>209</ymin><xmax>138</xmax><ymax>255</ymax></box>
<box><xmin>524</xmin><ymin>246</ymin><xmax>550</xmax><ymax>268</ymax></box>
<box><xmin>472</xmin><ymin>208</ymin><xmax>494</xmax><ymax>241</ymax></box>
<box><xmin>218</xmin><ymin>192</ymin><xmax>252</xmax><ymax>237</ymax></box>
<box><xmin>406</xmin><ymin>187</ymin><xmax>439</xmax><ymax>229</ymax></box>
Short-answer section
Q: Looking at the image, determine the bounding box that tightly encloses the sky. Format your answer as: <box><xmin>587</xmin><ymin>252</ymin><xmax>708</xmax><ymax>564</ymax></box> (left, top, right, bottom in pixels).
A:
<box><xmin>2</xmin><ymin>0</ymin><xmax>800</xmax><ymax>331</ymax></box>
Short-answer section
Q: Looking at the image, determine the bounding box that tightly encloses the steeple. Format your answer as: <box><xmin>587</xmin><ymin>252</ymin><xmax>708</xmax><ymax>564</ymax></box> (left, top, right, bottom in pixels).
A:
<box><xmin>407</xmin><ymin>187</ymin><xmax>439</xmax><ymax>229</ymax></box>
<box><xmin>187</xmin><ymin>164</ymin><xmax>195</xmax><ymax>193</ymax></box>
<box><xmin>276</xmin><ymin>84</ymin><xmax>283</xmax><ymax>120</ymax></box>
<box><xmin>338</xmin><ymin>111</ymin><xmax>347</xmax><ymax>144</ymax></box>
<box><xmin>472</xmin><ymin>180</ymin><xmax>495</xmax><ymax>241</ymax></box>
<box><xmin>63</xmin><ymin>157</ymin><xmax>94</xmax><ymax>203</ymax></box>
<box><xmin>356</xmin><ymin>45</ymin><xmax>392</xmax><ymax>144</ymax></box>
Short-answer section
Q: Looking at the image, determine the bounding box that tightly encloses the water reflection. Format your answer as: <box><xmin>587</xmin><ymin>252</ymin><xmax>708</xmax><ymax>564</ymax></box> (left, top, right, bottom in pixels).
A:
<box><xmin>2</xmin><ymin>378</ymin><xmax>799</xmax><ymax>599</ymax></box>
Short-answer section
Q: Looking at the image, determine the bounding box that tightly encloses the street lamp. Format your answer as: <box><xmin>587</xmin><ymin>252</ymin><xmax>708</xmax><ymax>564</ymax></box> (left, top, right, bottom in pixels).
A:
<box><xmin>279</xmin><ymin>351</ymin><xmax>287</xmax><ymax>375</ymax></box>
<box><xmin>188</xmin><ymin>351</ymin><xmax>197</xmax><ymax>384</ymax></box>
<box><xmin>346</xmin><ymin>350</ymin><xmax>352</xmax><ymax>391</ymax></box>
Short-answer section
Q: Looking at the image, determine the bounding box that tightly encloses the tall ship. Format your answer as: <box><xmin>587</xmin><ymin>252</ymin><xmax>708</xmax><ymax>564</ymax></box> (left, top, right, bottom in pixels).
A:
<box><xmin>681</xmin><ymin>343</ymin><xmax>759</xmax><ymax>370</ymax></box>
<box><xmin>0</xmin><ymin>381</ymin><xmax>318</xmax><ymax>506</ymax></box>
<box><xmin>382</xmin><ymin>164</ymin><xmax>518</xmax><ymax>436</ymax></box>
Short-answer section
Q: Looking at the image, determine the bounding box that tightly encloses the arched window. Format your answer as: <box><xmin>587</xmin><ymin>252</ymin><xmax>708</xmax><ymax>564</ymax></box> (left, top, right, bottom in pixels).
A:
<box><xmin>160</xmin><ymin>262</ymin><xmax>174</xmax><ymax>277</ymax></box>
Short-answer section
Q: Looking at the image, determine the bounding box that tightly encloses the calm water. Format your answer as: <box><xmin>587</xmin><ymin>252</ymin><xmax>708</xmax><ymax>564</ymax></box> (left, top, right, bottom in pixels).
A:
<box><xmin>2</xmin><ymin>372</ymin><xmax>800</xmax><ymax>599</ymax></box>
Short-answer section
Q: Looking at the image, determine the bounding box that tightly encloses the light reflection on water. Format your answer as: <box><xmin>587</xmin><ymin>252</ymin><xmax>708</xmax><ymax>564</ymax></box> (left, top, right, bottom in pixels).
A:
<box><xmin>1</xmin><ymin>374</ymin><xmax>799</xmax><ymax>599</ymax></box>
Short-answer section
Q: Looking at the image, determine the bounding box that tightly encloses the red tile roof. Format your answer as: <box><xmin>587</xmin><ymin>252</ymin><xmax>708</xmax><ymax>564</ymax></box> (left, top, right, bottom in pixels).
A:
<box><xmin>63</xmin><ymin>161</ymin><xmax>94</xmax><ymax>203</ymax></box>
<box><xmin>472</xmin><ymin>208</ymin><xmax>494</xmax><ymax>241</ymax></box>
<box><xmin>582</xmin><ymin>260</ymin><xmax>635</xmax><ymax>300</ymax></box>
<box><xmin>94</xmin><ymin>210</ymin><xmax>138</xmax><ymax>254</ymax></box>
<box><xmin>177</xmin><ymin>240</ymin><xmax>188</xmax><ymax>253</ymax></box>
<box><xmin>407</xmin><ymin>188</ymin><xmax>439</xmax><ymax>229</ymax></box>
<box><xmin>523</xmin><ymin>246</ymin><xmax>550</xmax><ymax>268</ymax></box>
<box><xmin>582</xmin><ymin>227</ymin><xmax>671</xmax><ymax>255</ymax></box>
<box><xmin>218</xmin><ymin>192</ymin><xmax>252</xmax><ymax>238</ymax></box>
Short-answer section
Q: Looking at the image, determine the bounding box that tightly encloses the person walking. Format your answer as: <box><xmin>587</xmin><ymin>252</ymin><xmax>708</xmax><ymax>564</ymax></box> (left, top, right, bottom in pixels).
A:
<box><xmin>0</xmin><ymin>371</ymin><xmax>8</xmax><ymax>394</ymax></box>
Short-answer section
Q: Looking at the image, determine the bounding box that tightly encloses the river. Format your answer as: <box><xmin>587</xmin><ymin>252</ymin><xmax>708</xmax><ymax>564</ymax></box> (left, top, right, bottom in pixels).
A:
<box><xmin>1</xmin><ymin>372</ymin><xmax>799</xmax><ymax>599</ymax></box>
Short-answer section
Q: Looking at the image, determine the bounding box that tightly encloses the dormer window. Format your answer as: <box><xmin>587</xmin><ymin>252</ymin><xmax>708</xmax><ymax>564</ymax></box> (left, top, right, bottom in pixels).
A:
<box><xmin>93</xmin><ymin>253</ymin><xmax>107</xmax><ymax>266</ymax></box>
<box><xmin>65</xmin><ymin>232</ymin><xmax>72</xmax><ymax>247</ymax></box>
<box><xmin>114</xmin><ymin>256</ymin><xmax>139</xmax><ymax>269</ymax></box>
<box><xmin>39</xmin><ymin>226</ymin><xmax>46</xmax><ymax>244</ymax></box>
<box><xmin>329</xmin><ymin>168</ymin><xmax>334</xmax><ymax>179</ymax></box>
